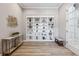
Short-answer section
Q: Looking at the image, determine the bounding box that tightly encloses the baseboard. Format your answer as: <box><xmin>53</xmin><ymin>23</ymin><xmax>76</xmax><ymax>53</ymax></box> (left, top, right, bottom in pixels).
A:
<box><xmin>65</xmin><ymin>43</ymin><xmax>79</xmax><ymax>56</ymax></box>
<box><xmin>23</xmin><ymin>40</ymin><xmax>54</xmax><ymax>42</ymax></box>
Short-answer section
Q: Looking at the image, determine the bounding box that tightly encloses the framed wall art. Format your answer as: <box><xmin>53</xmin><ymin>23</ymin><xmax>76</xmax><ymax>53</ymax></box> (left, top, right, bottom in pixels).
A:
<box><xmin>7</xmin><ymin>16</ymin><xmax>18</xmax><ymax>27</ymax></box>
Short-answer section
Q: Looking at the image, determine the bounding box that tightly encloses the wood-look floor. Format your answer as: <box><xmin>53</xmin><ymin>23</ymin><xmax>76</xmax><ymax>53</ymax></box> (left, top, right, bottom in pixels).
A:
<box><xmin>11</xmin><ymin>41</ymin><xmax>76</xmax><ymax>56</ymax></box>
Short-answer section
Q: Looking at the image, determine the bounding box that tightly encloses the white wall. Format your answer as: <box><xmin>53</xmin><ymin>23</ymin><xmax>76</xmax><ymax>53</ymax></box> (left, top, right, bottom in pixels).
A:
<box><xmin>58</xmin><ymin>4</ymin><xmax>66</xmax><ymax>40</ymax></box>
<box><xmin>0</xmin><ymin>3</ymin><xmax>22</xmax><ymax>52</ymax></box>
<box><xmin>23</xmin><ymin>8</ymin><xmax>59</xmax><ymax>40</ymax></box>
<box><xmin>58</xmin><ymin>3</ymin><xmax>72</xmax><ymax>40</ymax></box>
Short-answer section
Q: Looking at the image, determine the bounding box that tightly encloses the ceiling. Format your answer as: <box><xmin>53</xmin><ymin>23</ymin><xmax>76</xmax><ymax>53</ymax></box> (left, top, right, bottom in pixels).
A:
<box><xmin>19</xmin><ymin>3</ymin><xmax>62</xmax><ymax>9</ymax></box>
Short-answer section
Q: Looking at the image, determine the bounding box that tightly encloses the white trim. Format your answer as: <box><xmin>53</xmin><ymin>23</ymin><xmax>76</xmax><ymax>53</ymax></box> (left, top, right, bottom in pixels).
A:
<box><xmin>25</xmin><ymin>16</ymin><xmax>55</xmax><ymax>18</ymax></box>
<box><xmin>65</xmin><ymin>43</ymin><xmax>79</xmax><ymax>56</ymax></box>
<box><xmin>22</xmin><ymin>7</ymin><xmax>59</xmax><ymax>10</ymax></box>
<box><xmin>23</xmin><ymin>40</ymin><xmax>54</xmax><ymax>42</ymax></box>
<box><xmin>18</xmin><ymin>3</ymin><xmax>63</xmax><ymax>9</ymax></box>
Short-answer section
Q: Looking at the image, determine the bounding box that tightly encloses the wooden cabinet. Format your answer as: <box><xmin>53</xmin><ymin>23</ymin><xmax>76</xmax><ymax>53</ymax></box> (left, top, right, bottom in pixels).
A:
<box><xmin>2</xmin><ymin>34</ymin><xmax>23</xmax><ymax>56</ymax></box>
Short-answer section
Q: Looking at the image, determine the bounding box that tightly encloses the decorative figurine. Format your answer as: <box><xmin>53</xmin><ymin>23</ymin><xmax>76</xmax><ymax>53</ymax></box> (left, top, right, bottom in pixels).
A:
<box><xmin>29</xmin><ymin>36</ymin><xmax>32</xmax><ymax>39</ymax></box>
<box><xmin>49</xmin><ymin>18</ymin><xmax>52</xmax><ymax>21</ymax></box>
<box><xmin>51</xmin><ymin>24</ymin><xmax>54</xmax><ymax>28</ymax></box>
<box><xmin>36</xmin><ymin>24</ymin><xmax>38</xmax><ymax>26</ymax></box>
<box><xmin>36</xmin><ymin>30</ymin><xmax>38</xmax><ymax>32</ymax></box>
<box><xmin>29</xmin><ymin>18</ymin><xmax>31</xmax><ymax>22</ymax></box>
<box><xmin>28</xmin><ymin>23</ymin><xmax>32</xmax><ymax>28</ymax></box>
<box><xmin>43</xmin><ymin>37</ymin><xmax>45</xmax><ymax>40</ymax></box>
<box><xmin>36</xmin><ymin>36</ymin><xmax>38</xmax><ymax>40</ymax></box>
<box><xmin>35</xmin><ymin>18</ymin><xmax>39</xmax><ymax>22</ymax></box>
<box><xmin>49</xmin><ymin>31</ymin><xmax>52</xmax><ymax>35</ymax></box>
<box><xmin>43</xmin><ymin>27</ymin><xmax>45</xmax><ymax>29</ymax></box>
<box><xmin>50</xmin><ymin>37</ymin><xmax>52</xmax><ymax>40</ymax></box>
<box><xmin>42</xmin><ymin>30</ymin><xmax>45</xmax><ymax>32</ymax></box>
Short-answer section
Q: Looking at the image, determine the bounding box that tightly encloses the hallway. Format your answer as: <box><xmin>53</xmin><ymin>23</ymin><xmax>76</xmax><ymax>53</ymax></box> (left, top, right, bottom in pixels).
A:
<box><xmin>12</xmin><ymin>42</ymin><xmax>75</xmax><ymax>56</ymax></box>
<box><xmin>0</xmin><ymin>3</ymin><xmax>79</xmax><ymax>56</ymax></box>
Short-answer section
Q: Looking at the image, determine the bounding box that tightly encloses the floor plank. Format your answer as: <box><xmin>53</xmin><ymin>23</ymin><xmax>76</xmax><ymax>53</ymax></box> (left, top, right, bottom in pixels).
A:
<box><xmin>11</xmin><ymin>41</ymin><xmax>76</xmax><ymax>56</ymax></box>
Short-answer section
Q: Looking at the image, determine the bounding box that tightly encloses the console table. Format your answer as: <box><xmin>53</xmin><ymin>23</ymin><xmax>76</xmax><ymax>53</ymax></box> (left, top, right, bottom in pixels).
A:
<box><xmin>2</xmin><ymin>34</ymin><xmax>23</xmax><ymax>56</ymax></box>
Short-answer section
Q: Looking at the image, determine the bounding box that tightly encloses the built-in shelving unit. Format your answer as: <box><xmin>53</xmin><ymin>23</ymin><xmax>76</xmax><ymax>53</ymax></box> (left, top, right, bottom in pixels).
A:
<box><xmin>26</xmin><ymin>16</ymin><xmax>55</xmax><ymax>41</ymax></box>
